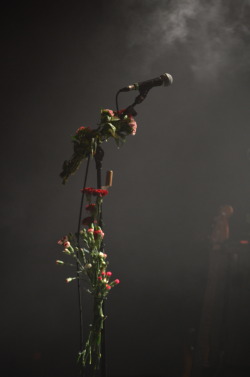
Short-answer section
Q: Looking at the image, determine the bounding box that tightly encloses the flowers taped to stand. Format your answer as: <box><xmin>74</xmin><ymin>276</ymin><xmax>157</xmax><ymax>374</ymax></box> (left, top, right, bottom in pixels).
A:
<box><xmin>60</xmin><ymin>109</ymin><xmax>137</xmax><ymax>184</ymax></box>
<box><xmin>56</xmin><ymin>187</ymin><xmax>120</xmax><ymax>370</ymax></box>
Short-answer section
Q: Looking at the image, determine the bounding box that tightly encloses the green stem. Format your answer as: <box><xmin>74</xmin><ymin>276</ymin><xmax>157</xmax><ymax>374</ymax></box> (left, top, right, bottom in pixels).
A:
<box><xmin>79</xmin><ymin>296</ymin><xmax>105</xmax><ymax>373</ymax></box>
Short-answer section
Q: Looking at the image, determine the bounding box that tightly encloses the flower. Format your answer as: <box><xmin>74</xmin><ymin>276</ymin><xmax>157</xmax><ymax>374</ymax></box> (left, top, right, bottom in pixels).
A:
<box><xmin>103</xmin><ymin>109</ymin><xmax>114</xmax><ymax>117</ymax></box>
<box><xmin>87</xmin><ymin>228</ymin><xmax>94</xmax><ymax>233</ymax></box>
<box><xmin>76</xmin><ymin>126</ymin><xmax>87</xmax><ymax>133</ymax></box>
<box><xmin>60</xmin><ymin>108</ymin><xmax>138</xmax><ymax>183</ymax></box>
<box><xmin>57</xmin><ymin>236</ymin><xmax>68</xmax><ymax>245</ymax></box>
<box><xmin>81</xmin><ymin>187</ymin><xmax>94</xmax><ymax>195</ymax></box>
<box><xmin>93</xmin><ymin>189</ymin><xmax>108</xmax><ymax>197</ymax></box>
<box><xmin>66</xmin><ymin>277</ymin><xmax>76</xmax><ymax>283</ymax></box>
<box><xmin>76</xmin><ymin>126</ymin><xmax>91</xmax><ymax>134</ymax></box>
<box><xmin>106</xmin><ymin>271</ymin><xmax>112</xmax><ymax>277</ymax></box>
<box><xmin>114</xmin><ymin>279</ymin><xmax>120</xmax><ymax>285</ymax></box>
<box><xmin>105</xmin><ymin>284</ymin><xmax>111</xmax><ymax>290</ymax></box>
<box><xmin>129</xmin><ymin>120</ymin><xmax>137</xmax><ymax>135</ymax></box>
<box><xmin>62</xmin><ymin>249</ymin><xmax>71</xmax><ymax>255</ymax></box>
<box><xmin>56</xmin><ymin>260</ymin><xmax>64</xmax><ymax>264</ymax></box>
<box><xmin>64</xmin><ymin>241</ymin><xmax>71</xmax><ymax>248</ymax></box>
<box><xmin>81</xmin><ymin>187</ymin><xmax>108</xmax><ymax>197</ymax></box>
<box><xmin>94</xmin><ymin>229</ymin><xmax>105</xmax><ymax>238</ymax></box>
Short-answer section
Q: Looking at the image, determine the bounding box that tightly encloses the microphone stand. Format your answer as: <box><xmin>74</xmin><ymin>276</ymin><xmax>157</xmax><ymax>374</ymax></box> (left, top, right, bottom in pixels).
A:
<box><xmin>116</xmin><ymin>88</ymin><xmax>149</xmax><ymax>116</ymax></box>
<box><xmin>91</xmin><ymin>89</ymin><xmax>148</xmax><ymax>377</ymax></box>
<box><xmin>82</xmin><ymin>87</ymin><xmax>149</xmax><ymax>377</ymax></box>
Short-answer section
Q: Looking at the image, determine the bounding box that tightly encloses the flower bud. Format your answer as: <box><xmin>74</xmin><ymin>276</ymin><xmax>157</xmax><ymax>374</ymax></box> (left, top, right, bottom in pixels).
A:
<box><xmin>66</xmin><ymin>277</ymin><xmax>76</xmax><ymax>283</ymax></box>
<box><xmin>106</xmin><ymin>271</ymin><xmax>112</xmax><ymax>277</ymax></box>
<box><xmin>62</xmin><ymin>249</ymin><xmax>71</xmax><ymax>255</ymax></box>
<box><xmin>94</xmin><ymin>229</ymin><xmax>104</xmax><ymax>238</ymax></box>
<box><xmin>105</xmin><ymin>284</ymin><xmax>111</xmax><ymax>290</ymax></box>
<box><xmin>114</xmin><ymin>279</ymin><xmax>120</xmax><ymax>285</ymax></box>
<box><xmin>56</xmin><ymin>260</ymin><xmax>64</xmax><ymax>265</ymax></box>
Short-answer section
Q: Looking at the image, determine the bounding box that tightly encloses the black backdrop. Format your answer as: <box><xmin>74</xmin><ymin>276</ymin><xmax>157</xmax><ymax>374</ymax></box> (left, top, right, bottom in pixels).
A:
<box><xmin>1</xmin><ymin>1</ymin><xmax>250</xmax><ymax>376</ymax></box>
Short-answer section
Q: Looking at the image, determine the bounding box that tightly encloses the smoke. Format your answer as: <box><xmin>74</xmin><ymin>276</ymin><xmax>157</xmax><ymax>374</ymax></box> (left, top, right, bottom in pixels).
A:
<box><xmin>120</xmin><ymin>0</ymin><xmax>250</xmax><ymax>80</ymax></box>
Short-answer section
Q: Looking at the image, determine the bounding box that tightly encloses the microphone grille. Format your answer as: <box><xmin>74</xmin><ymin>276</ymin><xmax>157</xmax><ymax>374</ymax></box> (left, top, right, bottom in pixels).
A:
<box><xmin>162</xmin><ymin>73</ymin><xmax>173</xmax><ymax>86</ymax></box>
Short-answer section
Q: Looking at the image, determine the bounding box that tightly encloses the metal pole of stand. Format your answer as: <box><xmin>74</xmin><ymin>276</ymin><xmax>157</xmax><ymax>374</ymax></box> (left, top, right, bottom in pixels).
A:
<box><xmin>94</xmin><ymin>144</ymin><xmax>106</xmax><ymax>377</ymax></box>
<box><xmin>90</xmin><ymin>87</ymin><xmax>149</xmax><ymax>377</ymax></box>
<box><xmin>76</xmin><ymin>156</ymin><xmax>91</xmax><ymax>377</ymax></box>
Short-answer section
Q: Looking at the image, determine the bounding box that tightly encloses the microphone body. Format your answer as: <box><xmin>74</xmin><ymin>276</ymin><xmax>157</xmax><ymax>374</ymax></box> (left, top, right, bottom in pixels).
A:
<box><xmin>120</xmin><ymin>73</ymin><xmax>173</xmax><ymax>92</ymax></box>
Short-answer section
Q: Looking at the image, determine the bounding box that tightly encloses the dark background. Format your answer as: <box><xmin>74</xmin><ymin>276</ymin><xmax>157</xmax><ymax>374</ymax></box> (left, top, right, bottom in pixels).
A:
<box><xmin>1</xmin><ymin>1</ymin><xmax>250</xmax><ymax>376</ymax></box>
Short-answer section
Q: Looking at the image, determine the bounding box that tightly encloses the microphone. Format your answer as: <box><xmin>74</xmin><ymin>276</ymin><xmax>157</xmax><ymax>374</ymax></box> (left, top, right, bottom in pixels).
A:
<box><xmin>120</xmin><ymin>73</ymin><xmax>173</xmax><ymax>92</ymax></box>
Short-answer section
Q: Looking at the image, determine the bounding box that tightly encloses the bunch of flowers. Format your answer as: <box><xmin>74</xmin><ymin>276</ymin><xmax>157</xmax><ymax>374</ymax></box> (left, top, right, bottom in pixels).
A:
<box><xmin>57</xmin><ymin>188</ymin><xmax>119</xmax><ymax>370</ymax></box>
<box><xmin>60</xmin><ymin>109</ymin><xmax>137</xmax><ymax>184</ymax></box>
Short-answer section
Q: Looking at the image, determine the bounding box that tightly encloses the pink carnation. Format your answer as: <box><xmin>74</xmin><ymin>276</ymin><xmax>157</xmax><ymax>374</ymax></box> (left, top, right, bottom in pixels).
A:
<box><xmin>57</xmin><ymin>236</ymin><xmax>68</xmax><ymax>245</ymax></box>
<box><xmin>114</xmin><ymin>279</ymin><xmax>120</xmax><ymax>284</ymax></box>
<box><xmin>76</xmin><ymin>126</ymin><xmax>91</xmax><ymax>134</ymax></box>
<box><xmin>94</xmin><ymin>230</ymin><xmax>105</xmax><ymax>238</ymax></box>
<box><xmin>104</xmin><ymin>109</ymin><xmax>114</xmax><ymax>117</ymax></box>
<box><xmin>129</xmin><ymin>120</ymin><xmax>137</xmax><ymax>135</ymax></box>
<box><xmin>105</xmin><ymin>284</ymin><xmax>111</xmax><ymax>290</ymax></box>
<box><xmin>76</xmin><ymin>126</ymin><xmax>86</xmax><ymax>133</ymax></box>
<box><xmin>106</xmin><ymin>271</ymin><xmax>112</xmax><ymax>277</ymax></box>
